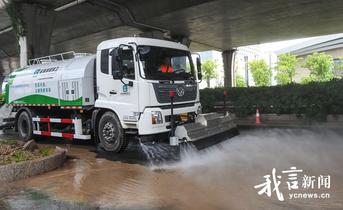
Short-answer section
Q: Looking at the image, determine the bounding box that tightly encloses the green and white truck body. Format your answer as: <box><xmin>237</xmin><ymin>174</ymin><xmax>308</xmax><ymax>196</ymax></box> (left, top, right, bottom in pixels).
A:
<box><xmin>5</xmin><ymin>54</ymin><xmax>95</xmax><ymax>108</ymax></box>
<box><xmin>3</xmin><ymin>37</ymin><xmax>237</xmax><ymax>153</ymax></box>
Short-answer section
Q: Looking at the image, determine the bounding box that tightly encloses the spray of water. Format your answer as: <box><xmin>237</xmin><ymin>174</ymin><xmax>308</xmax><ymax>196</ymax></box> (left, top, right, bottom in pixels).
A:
<box><xmin>151</xmin><ymin>128</ymin><xmax>343</xmax><ymax>179</ymax></box>
<box><xmin>164</xmin><ymin>128</ymin><xmax>343</xmax><ymax>210</ymax></box>
<box><xmin>150</xmin><ymin>142</ymin><xmax>213</xmax><ymax>171</ymax></box>
<box><xmin>138</xmin><ymin>139</ymin><xmax>179</xmax><ymax>166</ymax></box>
<box><xmin>138</xmin><ymin>140</ymin><xmax>158</xmax><ymax>165</ymax></box>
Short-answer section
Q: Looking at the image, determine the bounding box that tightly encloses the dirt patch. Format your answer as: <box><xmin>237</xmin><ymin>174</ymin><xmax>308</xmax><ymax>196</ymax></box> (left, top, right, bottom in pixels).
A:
<box><xmin>0</xmin><ymin>140</ymin><xmax>54</xmax><ymax>166</ymax></box>
<box><xmin>0</xmin><ymin>142</ymin><xmax>67</xmax><ymax>183</ymax></box>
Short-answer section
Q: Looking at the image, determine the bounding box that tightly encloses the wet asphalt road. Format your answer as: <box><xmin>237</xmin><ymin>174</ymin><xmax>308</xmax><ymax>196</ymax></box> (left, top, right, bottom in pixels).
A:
<box><xmin>0</xmin><ymin>127</ymin><xmax>343</xmax><ymax>210</ymax></box>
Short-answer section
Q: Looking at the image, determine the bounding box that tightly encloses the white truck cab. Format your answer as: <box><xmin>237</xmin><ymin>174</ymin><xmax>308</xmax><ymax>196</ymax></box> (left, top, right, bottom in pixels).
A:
<box><xmin>95</xmin><ymin>37</ymin><xmax>201</xmax><ymax>136</ymax></box>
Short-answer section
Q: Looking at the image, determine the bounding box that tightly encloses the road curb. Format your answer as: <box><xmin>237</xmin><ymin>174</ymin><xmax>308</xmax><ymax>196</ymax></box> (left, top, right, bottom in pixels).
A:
<box><xmin>0</xmin><ymin>147</ymin><xmax>67</xmax><ymax>182</ymax></box>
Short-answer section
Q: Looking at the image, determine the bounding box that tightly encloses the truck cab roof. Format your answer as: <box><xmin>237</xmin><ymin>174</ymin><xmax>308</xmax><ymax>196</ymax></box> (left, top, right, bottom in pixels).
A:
<box><xmin>97</xmin><ymin>37</ymin><xmax>189</xmax><ymax>52</ymax></box>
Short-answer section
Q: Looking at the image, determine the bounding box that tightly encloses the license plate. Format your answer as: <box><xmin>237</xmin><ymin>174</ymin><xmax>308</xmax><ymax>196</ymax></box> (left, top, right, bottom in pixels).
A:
<box><xmin>180</xmin><ymin>113</ymin><xmax>188</xmax><ymax>122</ymax></box>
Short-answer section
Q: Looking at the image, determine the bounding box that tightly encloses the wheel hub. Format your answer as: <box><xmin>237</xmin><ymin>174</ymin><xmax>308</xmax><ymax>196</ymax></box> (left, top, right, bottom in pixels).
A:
<box><xmin>102</xmin><ymin>122</ymin><xmax>116</xmax><ymax>143</ymax></box>
<box><xmin>20</xmin><ymin>119</ymin><xmax>28</xmax><ymax>136</ymax></box>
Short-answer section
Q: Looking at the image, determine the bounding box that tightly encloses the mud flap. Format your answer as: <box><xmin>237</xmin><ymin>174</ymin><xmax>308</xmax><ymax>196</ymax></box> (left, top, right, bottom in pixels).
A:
<box><xmin>175</xmin><ymin>113</ymin><xmax>239</xmax><ymax>150</ymax></box>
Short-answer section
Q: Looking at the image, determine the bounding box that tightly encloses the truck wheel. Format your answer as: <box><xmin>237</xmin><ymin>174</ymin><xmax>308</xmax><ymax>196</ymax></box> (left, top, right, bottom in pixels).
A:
<box><xmin>17</xmin><ymin>111</ymin><xmax>33</xmax><ymax>142</ymax></box>
<box><xmin>98</xmin><ymin>112</ymin><xmax>128</xmax><ymax>153</ymax></box>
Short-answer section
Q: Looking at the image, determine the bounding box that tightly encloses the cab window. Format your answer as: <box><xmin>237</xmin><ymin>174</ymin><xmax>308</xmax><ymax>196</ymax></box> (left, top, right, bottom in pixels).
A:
<box><xmin>100</xmin><ymin>49</ymin><xmax>109</xmax><ymax>74</ymax></box>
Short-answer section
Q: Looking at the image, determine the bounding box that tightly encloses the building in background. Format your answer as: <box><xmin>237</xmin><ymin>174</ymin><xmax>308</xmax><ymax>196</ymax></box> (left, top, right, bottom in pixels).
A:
<box><xmin>234</xmin><ymin>46</ymin><xmax>277</xmax><ymax>87</ymax></box>
<box><xmin>199</xmin><ymin>46</ymin><xmax>276</xmax><ymax>89</ymax></box>
<box><xmin>198</xmin><ymin>51</ymin><xmax>224</xmax><ymax>89</ymax></box>
<box><xmin>277</xmin><ymin>33</ymin><xmax>343</xmax><ymax>82</ymax></box>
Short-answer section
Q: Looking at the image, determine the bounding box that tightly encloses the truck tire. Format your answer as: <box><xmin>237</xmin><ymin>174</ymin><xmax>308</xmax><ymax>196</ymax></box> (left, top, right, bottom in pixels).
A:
<box><xmin>98</xmin><ymin>112</ymin><xmax>128</xmax><ymax>153</ymax></box>
<box><xmin>17</xmin><ymin>111</ymin><xmax>33</xmax><ymax>142</ymax></box>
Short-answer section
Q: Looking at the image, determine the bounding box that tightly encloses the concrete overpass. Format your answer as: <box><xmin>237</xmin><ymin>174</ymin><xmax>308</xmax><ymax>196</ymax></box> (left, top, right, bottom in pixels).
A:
<box><xmin>1</xmin><ymin>0</ymin><xmax>343</xmax><ymax>87</ymax></box>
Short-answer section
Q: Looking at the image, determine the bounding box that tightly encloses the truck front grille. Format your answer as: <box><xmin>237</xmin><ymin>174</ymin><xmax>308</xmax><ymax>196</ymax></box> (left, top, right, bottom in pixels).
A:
<box><xmin>153</xmin><ymin>83</ymin><xmax>197</xmax><ymax>103</ymax></box>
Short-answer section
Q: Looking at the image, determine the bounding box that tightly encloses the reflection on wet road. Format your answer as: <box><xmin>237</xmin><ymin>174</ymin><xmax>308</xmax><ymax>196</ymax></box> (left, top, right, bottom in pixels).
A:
<box><xmin>1</xmin><ymin>128</ymin><xmax>343</xmax><ymax>210</ymax></box>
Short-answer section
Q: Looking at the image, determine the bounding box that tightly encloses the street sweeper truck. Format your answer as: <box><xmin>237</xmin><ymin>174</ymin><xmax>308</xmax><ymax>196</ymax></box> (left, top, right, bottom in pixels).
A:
<box><xmin>3</xmin><ymin>37</ymin><xmax>238</xmax><ymax>152</ymax></box>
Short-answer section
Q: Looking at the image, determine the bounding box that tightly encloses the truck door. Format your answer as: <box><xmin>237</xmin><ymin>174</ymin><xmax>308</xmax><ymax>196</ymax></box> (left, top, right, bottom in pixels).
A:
<box><xmin>96</xmin><ymin>47</ymin><xmax>139</xmax><ymax>126</ymax></box>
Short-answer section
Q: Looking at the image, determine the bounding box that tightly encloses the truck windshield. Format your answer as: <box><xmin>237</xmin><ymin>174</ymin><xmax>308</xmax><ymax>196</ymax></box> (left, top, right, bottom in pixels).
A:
<box><xmin>138</xmin><ymin>46</ymin><xmax>195</xmax><ymax>81</ymax></box>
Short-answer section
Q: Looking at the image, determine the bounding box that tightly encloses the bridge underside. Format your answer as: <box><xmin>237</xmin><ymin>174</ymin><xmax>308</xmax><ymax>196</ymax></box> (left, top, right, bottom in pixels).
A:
<box><xmin>1</xmin><ymin>0</ymin><xmax>343</xmax><ymax>80</ymax></box>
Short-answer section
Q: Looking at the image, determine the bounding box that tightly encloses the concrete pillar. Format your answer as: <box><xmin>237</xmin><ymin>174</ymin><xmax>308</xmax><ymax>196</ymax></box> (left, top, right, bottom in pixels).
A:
<box><xmin>20</xmin><ymin>3</ymin><xmax>56</xmax><ymax>59</ymax></box>
<box><xmin>19</xmin><ymin>36</ymin><xmax>27</xmax><ymax>67</ymax></box>
<box><xmin>222</xmin><ymin>49</ymin><xmax>236</xmax><ymax>88</ymax></box>
<box><xmin>0</xmin><ymin>75</ymin><xmax>4</xmax><ymax>93</ymax></box>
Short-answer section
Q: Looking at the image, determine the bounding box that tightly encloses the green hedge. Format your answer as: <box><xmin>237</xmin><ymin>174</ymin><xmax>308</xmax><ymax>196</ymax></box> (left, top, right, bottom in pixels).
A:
<box><xmin>0</xmin><ymin>93</ymin><xmax>4</xmax><ymax>105</ymax></box>
<box><xmin>200</xmin><ymin>79</ymin><xmax>343</xmax><ymax>120</ymax></box>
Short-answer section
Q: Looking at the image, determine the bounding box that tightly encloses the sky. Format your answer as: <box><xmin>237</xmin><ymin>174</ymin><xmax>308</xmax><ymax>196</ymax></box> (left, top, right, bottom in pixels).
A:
<box><xmin>205</xmin><ymin>36</ymin><xmax>316</xmax><ymax>55</ymax></box>
<box><xmin>252</xmin><ymin>37</ymin><xmax>312</xmax><ymax>53</ymax></box>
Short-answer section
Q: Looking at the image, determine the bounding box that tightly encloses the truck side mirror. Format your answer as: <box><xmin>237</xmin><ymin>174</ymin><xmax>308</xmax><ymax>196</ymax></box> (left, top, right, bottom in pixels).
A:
<box><xmin>117</xmin><ymin>45</ymin><xmax>133</xmax><ymax>60</ymax></box>
<box><xmin>112</xmin><ymin>48</ymin><xmax>124</xmax><ymax>80</ymax></box>
<box><xmin>111</xmin><ymin>45</ymin><xmax>134</xmax><ymax>81</ymax></box>
<box><xmin>113</xmin><ymin>70</ymin><xmax>124</xmax><ymax>80</ymax></box>
<box><xmin>196</xmin><ymin>57</ymin><xmax>202</xmax><ymax>80</ymax></box>
<box><xmin>117</xmin><ymin>48</ymin><xmax>125</xmax><ymax>60</ymax></box>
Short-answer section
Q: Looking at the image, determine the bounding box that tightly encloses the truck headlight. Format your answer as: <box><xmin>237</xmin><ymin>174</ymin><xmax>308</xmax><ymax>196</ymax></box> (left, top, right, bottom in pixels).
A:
<box><xmin>151</xmin><ymin>111</ymin><xmax>163</xmax><ymax>124</ymax></box>
<box><xmin>197</xmin><ymin>105</ymin><xmax>202</xmax><ymax>114</ymax></box>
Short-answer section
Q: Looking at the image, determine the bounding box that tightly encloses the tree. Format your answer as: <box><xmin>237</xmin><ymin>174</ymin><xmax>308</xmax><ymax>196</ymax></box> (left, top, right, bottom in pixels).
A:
<box><xmin>300</xmin><ymin>75</ymin><xmax>315</xmax><ymax>84</ymax></box>
<box><xmin>249</xmin><ymin>59</ymin><xmax>272</xmax><ymax>87</ymax></box>
<box><xmin>202</xmin><ymin>60</ymin><xmax>218</xmax><ymax>88</ymax></box>
<box><xmin>235</xmin><ymin>74</ymin><xmax>246</xmax><ymax>87</ymax></box>
<box><xmin>304</xmin><ymin>52</ymin><xmax>334</xmax><ymax>82</ymax></box>
<box><xmin>275</xmin><ymin>53</ymin><xmax>298</xmax><ymax>85</ymax></box>
<box><xmin>0</xmin><ymin>93</ymin><xmax>4</xmax><ymax>105</ymax></box>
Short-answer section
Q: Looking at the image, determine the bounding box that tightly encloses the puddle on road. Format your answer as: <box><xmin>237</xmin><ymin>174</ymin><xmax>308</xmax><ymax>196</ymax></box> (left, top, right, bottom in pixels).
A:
<box><xmin>1</xmin><ymin>128</ymin><xmax>343</xmax><ymax>210</ymax></box>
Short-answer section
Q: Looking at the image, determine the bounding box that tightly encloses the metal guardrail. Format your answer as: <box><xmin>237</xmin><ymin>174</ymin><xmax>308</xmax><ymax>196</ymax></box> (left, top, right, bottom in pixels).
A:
<box><xmin>28</xmin><ymin>51</ymin><xmax>92</xmax><ymax>65</ymax></box>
